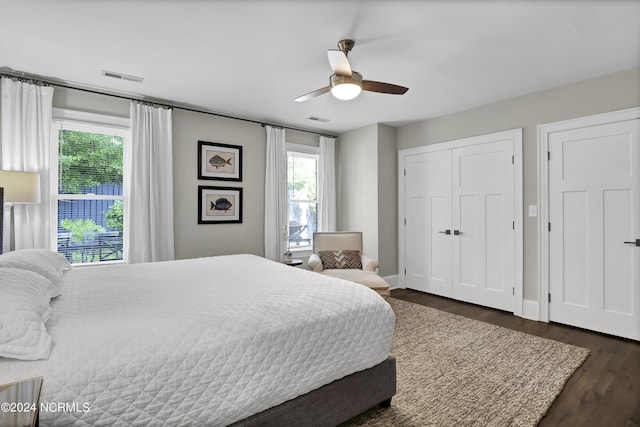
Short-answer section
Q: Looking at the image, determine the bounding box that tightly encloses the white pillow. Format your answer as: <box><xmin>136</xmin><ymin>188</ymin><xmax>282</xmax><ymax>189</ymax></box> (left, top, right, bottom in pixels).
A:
<box><xmin>0</xmin><ymin>268</ymin><xmax>54</xmax><ymax>360</ymax></box>
<box><xmin>0</xmin><ymin>262</ymin><xmax>61</xmax><ymax>300</ymax></box>
<box><xmin>0</xmin><ymin>249</ymin><xmax>71</xmax><ymax>290</ymax></box>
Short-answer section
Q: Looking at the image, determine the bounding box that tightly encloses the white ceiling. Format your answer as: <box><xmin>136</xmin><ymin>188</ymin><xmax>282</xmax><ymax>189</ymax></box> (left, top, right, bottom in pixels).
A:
<box><xmin>1</xmin><ymin>0</ymin><xmax>639</xmax><ymax>134</ymax></box>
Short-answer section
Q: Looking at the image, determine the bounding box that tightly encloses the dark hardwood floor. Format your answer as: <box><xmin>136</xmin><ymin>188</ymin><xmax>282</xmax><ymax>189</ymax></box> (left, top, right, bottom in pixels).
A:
<box><xmin>391</xmin><ymin>289</ymin><xmax>640</xmax><ymax>427</ymax></box>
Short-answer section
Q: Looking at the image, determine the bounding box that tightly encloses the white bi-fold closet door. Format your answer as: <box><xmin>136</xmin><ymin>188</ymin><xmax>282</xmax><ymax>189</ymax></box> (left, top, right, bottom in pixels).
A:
<box><xmin>404</xmin><ymin>149</ymin><xmax>453</xmax><ymax>297</ymax></box>
<box><xmin>400</xmin><ymin>130</ymin><xmax>522</xmax><ymax>313</ymax></box>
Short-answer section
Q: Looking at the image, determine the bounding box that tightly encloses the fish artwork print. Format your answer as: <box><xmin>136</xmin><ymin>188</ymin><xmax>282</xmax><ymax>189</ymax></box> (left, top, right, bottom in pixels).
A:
<box><xmin>210</xmin><ymin>197</ymin><xmax>233</xmax><ymax>212</ymax></box>
<box><xmin>209</xmin><ymin>154</ymin><xmax>232</xmax><ymax>169</ymax></box>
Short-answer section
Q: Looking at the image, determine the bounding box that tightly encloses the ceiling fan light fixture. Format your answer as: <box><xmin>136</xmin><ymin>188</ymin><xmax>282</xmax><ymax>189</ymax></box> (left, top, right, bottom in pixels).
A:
<box><xmin>330</xmin><ymin>72</ymin><xmax>363</xmax><ymax>101</ymax></box>
<box><xmin>295</xmin><ymin>43</ymin><xmax>408</xmax><ymax>102</ymax></box>
<box><xmin>331</xmin><ymin>83</ymin><xmax>361</xmax><ymax>100</ymax></box>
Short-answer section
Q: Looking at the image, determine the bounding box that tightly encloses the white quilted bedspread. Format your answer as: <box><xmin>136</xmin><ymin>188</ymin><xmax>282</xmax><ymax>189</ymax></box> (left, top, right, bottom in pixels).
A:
<box><xmin>0</xmin><ymin>254</ymin><xmax>395</xmax><ymax>426</ymax></box>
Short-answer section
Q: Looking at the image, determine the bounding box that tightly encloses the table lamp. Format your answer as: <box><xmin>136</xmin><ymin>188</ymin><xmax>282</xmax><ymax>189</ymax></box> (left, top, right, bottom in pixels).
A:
<box><xmin>0</xmin><ymin>170</ymin><xmax>40</xmax><ymax>254</ymax></box>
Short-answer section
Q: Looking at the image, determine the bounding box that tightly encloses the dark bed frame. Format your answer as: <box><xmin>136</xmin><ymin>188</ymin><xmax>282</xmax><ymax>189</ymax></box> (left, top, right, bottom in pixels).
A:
<box><xmin>232</xmin><ymin>357</ymin><xmax>396</xmax><ymax>427</ymax></box>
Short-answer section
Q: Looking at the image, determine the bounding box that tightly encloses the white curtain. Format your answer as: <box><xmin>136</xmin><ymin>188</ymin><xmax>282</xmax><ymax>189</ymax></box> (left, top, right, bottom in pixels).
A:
<box><xmin>318</xmin><ymin>135</ymin><xmax>336</xmax><ymax>232</ymax></box>
<box><xmin>126</xmin><ymin>102</ymin><xmax>174</xmax><ymax>263</ymax></box>
<box><xmin>264</xmin><ymin>125</ymin><xmax>287</xmax><ymax>261</ymax></box>
<box><xmin>0</xmin><ymin>77</ymin><xmax>54</xmax><ymax>251</ymax></box>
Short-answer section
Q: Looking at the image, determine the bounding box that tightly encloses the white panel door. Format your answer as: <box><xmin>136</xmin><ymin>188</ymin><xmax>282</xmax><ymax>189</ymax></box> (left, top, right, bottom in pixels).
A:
<box><xmin>549</xmin><ymin>119</ymin><xmax>640</xmax><ymax>340</ymax></box>
<box><xmin>451</xmin><ymin>141</ymin><xmax>515</xmax><ymax>311</ymax></box>
<box><xmin>404</xmin><ymin>150</ymin><xmax>452</xmax><ymax>296</ymax></box>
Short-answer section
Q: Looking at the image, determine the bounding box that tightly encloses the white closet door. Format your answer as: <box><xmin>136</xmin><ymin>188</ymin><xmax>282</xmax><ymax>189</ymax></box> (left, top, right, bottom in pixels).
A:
<box><xmin>549</xmin><ymin>119</ymin><xmax>639</xmax><ymax>340</ymax></box>
<box><xmin>452</xmin><ymin>141</ymin><xmax>515</xmax><ymax>311</ymax></box>
<box><xmin>404</xmin><ymin>150</ymin><xmax>452</xmax><ymax>296</ymax></box>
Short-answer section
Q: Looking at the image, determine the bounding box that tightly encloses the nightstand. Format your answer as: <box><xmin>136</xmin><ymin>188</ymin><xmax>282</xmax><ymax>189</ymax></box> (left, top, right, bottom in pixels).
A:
<box><xmin>0</xmin><ymin>377</ymin><xmax>42</xmax><ymax>427</ymax></box>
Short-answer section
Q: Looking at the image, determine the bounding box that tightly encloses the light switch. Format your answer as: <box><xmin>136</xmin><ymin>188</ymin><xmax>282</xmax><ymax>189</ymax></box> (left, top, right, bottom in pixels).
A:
<box><xmin>528</xmin><ymin>205</ymin><xmax>537</xmax><ymax>217</ymax></box>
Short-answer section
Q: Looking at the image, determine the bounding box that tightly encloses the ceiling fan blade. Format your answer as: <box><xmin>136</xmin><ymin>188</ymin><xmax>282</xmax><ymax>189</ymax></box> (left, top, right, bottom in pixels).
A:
<box><xmin>327</xmin><ymin>49</ymin><xmax>352</xmax><ymax>77</ymax></box>
<box><xmin>294</xmin><ymin>86</ymin><xmax>331</xmax><ymax>102</ymax></box>
<box><xmin>362</xmin><ymin>80</ymin><xmax>409</xmax><ymax>95</ymax></box>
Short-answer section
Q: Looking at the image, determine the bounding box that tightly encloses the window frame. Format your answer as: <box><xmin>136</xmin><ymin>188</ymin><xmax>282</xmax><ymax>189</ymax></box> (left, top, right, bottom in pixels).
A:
<box><xmin>50</xmin><ymin>108</ymin><xmax>130</xmax><ymax>266</ymax></box>
<box><xmin>286</xmin><ymin>143</ymin><xmax>319</xmax><ymax>254</ymax></box>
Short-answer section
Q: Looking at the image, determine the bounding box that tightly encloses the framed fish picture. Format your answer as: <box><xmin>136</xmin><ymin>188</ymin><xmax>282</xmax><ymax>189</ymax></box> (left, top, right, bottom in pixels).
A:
<box><xmin>198</xmin><ymin>186</ymin><xmax>243</xmax><ymax>224</ymax></box>
<box><xmin>198</xmin><ymin>141</ymin><xmax>242</xmax><ymax>181</ymax></box>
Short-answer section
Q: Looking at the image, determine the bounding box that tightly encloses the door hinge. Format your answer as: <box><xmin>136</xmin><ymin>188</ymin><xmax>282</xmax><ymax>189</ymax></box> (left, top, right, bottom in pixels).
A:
<box><xmin>547</xmin><ymin>151</ymin><xmax>551</xmax><ymax>161</ymax></box>
<box><xmin>548</xmin><ymin>222</ymin><xmax>551</xmax><ymax>232</ymax></box>
<box><xmin>404</xmin><ymin>218</ymin><xmax>406</xmax><ymax>225</ymax></box>
<box><xmin>511</xmin><ymin>155</ymin><xmax>514</xmax><ymax>164</ymax></box>
<box><xmin>548</xmin><ymin>293</ymin><xmax>551</xmax><ymax>303</ymax></box>
<box><xmin>512</xmin><ymin>287</ymin><xmax>514</xmax><ymax>296</ymax></box>
<box><xmin>512</xmin><ymin>221</ymin><xmax>515</xmax><ymax>230</ymax></box>
<box><xmin>404</xmin><ymin>268</ymin><xmax>407</xmax><ymax>275</ymax></box>
<box><xmin>404</xmin><ymin>169</ymin><xmax>406</xmax><ymax>176</ymax></box>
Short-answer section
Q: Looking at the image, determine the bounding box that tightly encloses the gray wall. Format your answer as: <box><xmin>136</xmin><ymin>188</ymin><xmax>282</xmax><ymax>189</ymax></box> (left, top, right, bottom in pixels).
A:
<box><xmin>174</xmin><ymin>112</ymin><xmax>318</xmax><ymax>259</ymax></box>
<box><xmin>336</xmin><ymin>124</ymin><xmax>379</xmax><ymax>260</ymax></box>
<box><xmin>376</xmin><ymin>124</ymin><xmax>398</xmax><ymax>277</ymax></box>
<box><xmin>54</xmin><ymin>86</ymin><xmax>130</xmax><ymax>118</ymax></box>
<box><xmin>336</xmin><ymin>123</ymin><xmax>398</xmax><ymax>277</ymax></box>
<box><xmin>172</xmin><ymin>109</ymin><xmax>265</xmax><ymax>259</ymax></box>
<box><xmin>50</xmin><ymin>66</ymin><xmax>640</xmax><ymax>293</ymax></box>
<box><xmin>397</xmin><ymin>67</ymin><xmax>640</xmax><ymax>301</ymax></box>
<box><xmin>51</xmin><ymin>86</ymin><xmax>319</xmax><ymax>260</ymax></box>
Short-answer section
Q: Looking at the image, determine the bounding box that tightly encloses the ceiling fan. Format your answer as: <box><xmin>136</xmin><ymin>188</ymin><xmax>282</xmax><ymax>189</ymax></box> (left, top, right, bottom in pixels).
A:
<box><xmin>294</xmin><ymin>39</ymin><xmax>409</xmax><ymax>102</ymax></box>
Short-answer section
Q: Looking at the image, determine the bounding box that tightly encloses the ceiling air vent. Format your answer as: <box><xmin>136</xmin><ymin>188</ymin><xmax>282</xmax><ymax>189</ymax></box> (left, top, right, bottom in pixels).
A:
<box><xmin>101</xmin><ymin>70</ymin><xmax>144</xmax><ymax>83</ymax></box>
<box><xmin>307</xmin><ymin>116</ymin><xmax>329</xmax><ymax>123</ymax></box>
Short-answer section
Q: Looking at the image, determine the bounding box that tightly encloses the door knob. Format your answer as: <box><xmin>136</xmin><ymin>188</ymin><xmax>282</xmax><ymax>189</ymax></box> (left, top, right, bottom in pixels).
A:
<box><xmin>454</xmin><ymin>230</ymin><xmax>463</xmax><ymax>236</ymax></box>
<box><xmin>623</xmin><ymin>239</ymin><xmax>640</xmax><ymax>247</ymax></box>
<box><xmin>438</xmin><ymin>230</ymin><xmax>451</xmax><ymax>235</ymax></box>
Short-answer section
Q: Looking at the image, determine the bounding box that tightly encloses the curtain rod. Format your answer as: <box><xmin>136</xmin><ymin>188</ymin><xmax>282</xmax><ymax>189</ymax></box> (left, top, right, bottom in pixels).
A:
<box><xmin>0</xmin><ymin>71</ymin><xmax>337</xmax><ymax>138</ymax></box>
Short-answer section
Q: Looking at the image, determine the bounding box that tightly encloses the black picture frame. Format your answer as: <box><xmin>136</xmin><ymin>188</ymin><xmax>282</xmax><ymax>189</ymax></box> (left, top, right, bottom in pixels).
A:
<box><xmin>198</xmin><ymin>186</ymin><xmax>243</xmax><ymax>224</ymax></box>
<box><xmin>197</xmin><ymin>141</ymin><xmax>242</xmax><ymax>181</ymax></box>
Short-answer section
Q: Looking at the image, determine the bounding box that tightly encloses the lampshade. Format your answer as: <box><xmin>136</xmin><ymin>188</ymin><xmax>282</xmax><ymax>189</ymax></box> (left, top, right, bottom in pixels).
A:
<box><xmin>330</xmin><ymin>72</ymin><xmax>363</xmax><ymax>101</ymax></box>
<box><xmin>0</xmin><ymin>170</ymin><xmax>41</xmax><ymax>204</ymax></box>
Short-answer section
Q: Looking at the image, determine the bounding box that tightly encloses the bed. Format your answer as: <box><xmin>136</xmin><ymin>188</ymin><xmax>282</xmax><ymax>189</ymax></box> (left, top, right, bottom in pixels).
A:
<box><xmin>0</xmin><ymin>251</ymin><xmax>396</xmax><ymax>426</ymax></box>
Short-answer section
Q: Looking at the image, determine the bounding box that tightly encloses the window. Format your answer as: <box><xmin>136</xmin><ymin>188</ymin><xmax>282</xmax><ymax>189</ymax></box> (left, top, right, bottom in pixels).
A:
<box><xmin>287</xmin><ymin>144</ymin><xmax>318</xmax><ymax>251</ymax></box>
<box><xmin>51</xmin><ymin>109</ymin><xmax>129</xmax><ymax>265</ymax></box>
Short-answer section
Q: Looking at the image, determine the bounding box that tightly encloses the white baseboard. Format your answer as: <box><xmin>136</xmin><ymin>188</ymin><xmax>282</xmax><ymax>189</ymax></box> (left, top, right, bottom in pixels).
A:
<box><xmin>385</xmin><ymin>275</ymin><xmax>539</xmax><ymax>319</ymax></box>
<box><xmin>521</xmin><ymin>299</ymin><xmax>540</xmax><ymax>321</ymax></box>
<box><xmin>383</xmin><ymin>274</ymin><xmax>399</xmax><ymax>289</ymax></box>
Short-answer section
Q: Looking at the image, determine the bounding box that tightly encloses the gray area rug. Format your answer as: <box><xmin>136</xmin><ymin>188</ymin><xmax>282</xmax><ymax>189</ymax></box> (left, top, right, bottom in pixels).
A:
<box><xmin>346</xmin><ymin>298</ymin><xmax>589</xmax><ymax>427</ymax></box>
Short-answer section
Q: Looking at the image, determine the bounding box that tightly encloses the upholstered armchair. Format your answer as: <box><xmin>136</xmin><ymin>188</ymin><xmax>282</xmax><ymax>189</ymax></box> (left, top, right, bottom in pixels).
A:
<box><xmin>308</xmin><ymin>232</ymin><xmax>390</xmax><ymax>298</ymax></box>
